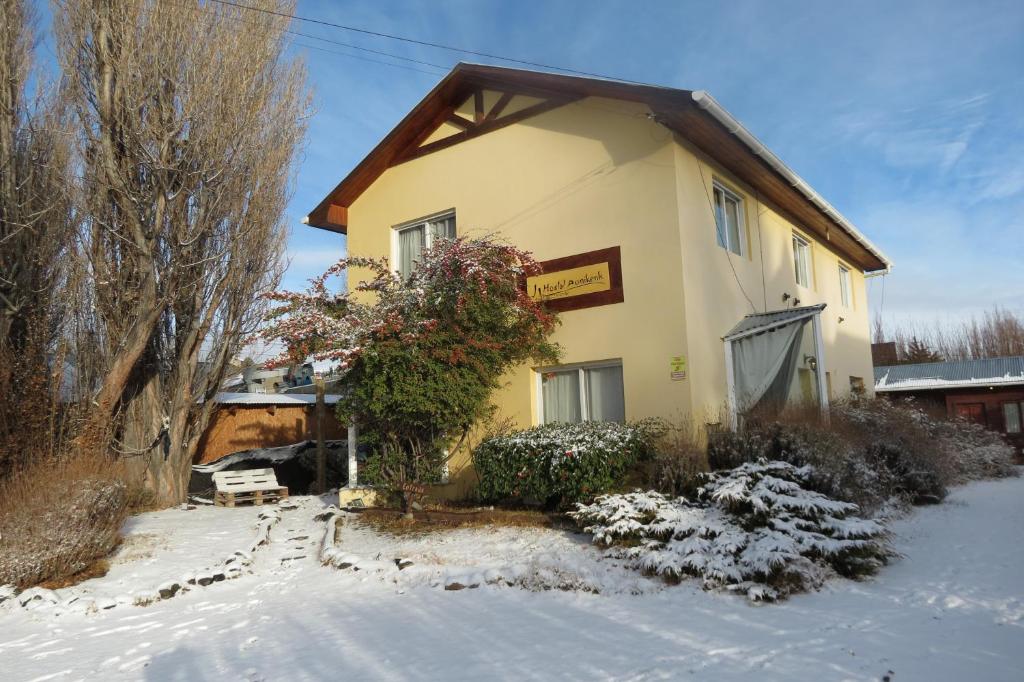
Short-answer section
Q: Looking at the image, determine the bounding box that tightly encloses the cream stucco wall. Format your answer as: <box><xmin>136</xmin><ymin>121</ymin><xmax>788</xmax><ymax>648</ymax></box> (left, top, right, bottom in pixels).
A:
<box><xmin>340</xmin><ymin>93</ymin><xmax>877</xmax><ymax>496</ymax></box>
<box><xmin>671</xmin><ymin>140</ymin><xmax>875</xmax><ymax>421</ymax></box>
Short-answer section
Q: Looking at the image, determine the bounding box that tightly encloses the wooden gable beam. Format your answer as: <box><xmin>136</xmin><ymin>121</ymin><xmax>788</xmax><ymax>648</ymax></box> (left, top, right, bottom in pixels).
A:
<box><xmin>447</xmin><ymin>112</ymin><xmax>475</xmax><ymax>130</ymax></box>
<box><xmin>395</xmin><ymin>95</ymin><xmax>582</xmax><ymax>165</ymax></box>
<box><xmin>474</xmin><ymin>90</ymin><xmax>485</xmax><ymax>123</ymax></box>
<box><xmin>485</xmin><ymin>92</ymin><xmax>514</xmax><ymax>122</ymax></box>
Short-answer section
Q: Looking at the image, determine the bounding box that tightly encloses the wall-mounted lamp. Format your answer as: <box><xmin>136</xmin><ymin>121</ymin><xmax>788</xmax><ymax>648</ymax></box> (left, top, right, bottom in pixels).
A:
<box><xmin>782</xmin><ymin>293</ymin><xmax>791</xmax><ymax>302</ymax></box>
<box><xmin>792</xmin><ymin>298</ymin><xmax>801</xmax><ymax>307</ymax></box>
<box><xmin>803</xmin><ymin>354</ymin><xmax>818</xmax><ymax>371</ymax></box>
<box><xmin>838</xmin><ymin>316</ymin><xmax>845</xmax><ymax>324</ymax></box>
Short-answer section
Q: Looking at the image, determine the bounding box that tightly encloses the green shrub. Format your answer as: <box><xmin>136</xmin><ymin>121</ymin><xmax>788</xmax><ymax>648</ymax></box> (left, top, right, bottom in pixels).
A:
<box><xmin>473</xmin><ymin>420</ymin><xmax>662</xmax><ymax>508</ymax></box>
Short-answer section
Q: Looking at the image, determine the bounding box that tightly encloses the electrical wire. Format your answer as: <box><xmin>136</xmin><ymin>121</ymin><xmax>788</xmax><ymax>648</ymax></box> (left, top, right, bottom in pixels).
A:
<box><xmin>207</xmin><ymin>0</ymin><xmax>650</xmax><ymax>83</ymax></box>
<box><xmin>290</xmin><ymin>40</ymin><xmax>446</xmax><ymax>77</ymax></box>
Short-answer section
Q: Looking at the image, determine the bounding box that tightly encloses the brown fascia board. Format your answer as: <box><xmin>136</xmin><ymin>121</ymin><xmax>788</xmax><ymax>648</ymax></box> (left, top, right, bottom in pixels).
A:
<box><xmin>305</xmin><ymin>63</ymin><xmax>886</xmax><ymax>271</ymax></box>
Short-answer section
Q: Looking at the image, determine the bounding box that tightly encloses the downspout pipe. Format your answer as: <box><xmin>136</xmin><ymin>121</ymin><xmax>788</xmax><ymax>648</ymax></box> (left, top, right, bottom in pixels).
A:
<box><xmin>690</xmin><ymin>91</ymin><xmax>892</xmax><ymax>275</ymax></box>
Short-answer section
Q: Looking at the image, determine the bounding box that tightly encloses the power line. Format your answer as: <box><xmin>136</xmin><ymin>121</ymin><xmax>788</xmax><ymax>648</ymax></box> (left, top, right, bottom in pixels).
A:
<box><xmin>289</xmin><ymin>40</ymin><xmax>445</xmax><ymax>78</ymax></box>
<box><xmin>286</xmin><ymin>28</ymin><xmax>449</xmax><ymax>72</ymax></box>
<box><xmin>163</xmin><ymin>0</ymin><xmax>451</xmax><ymax>77</ymax></box>
<box><xmin>208</xmin><ymin>0</ymin><xmax>646</xmax><ymax>83</ymax></box>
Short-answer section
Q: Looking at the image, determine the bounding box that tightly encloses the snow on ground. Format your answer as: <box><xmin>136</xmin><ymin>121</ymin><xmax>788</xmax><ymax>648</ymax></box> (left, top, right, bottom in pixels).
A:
<box><xmin>3</xmin><ymin>476</ymin><xmax>1024</xmax><ymax>681</ymax></box>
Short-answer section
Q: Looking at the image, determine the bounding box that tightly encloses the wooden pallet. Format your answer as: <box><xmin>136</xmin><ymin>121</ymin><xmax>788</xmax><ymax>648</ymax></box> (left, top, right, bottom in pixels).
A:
<box><xmin>214</xmin><ymin>487</ymin><xmax>288</xmax><ymax>507</ymax></box>
<box><xmin>212</xmin><ymin>468</ymin><xmax>289</xmax><ymax>507</ymax></box>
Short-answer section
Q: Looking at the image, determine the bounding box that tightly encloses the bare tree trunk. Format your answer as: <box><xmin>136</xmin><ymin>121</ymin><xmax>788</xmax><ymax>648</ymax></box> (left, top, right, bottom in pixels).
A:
<box><xmin>53</xmin><ymin>0</ymin><xmax>310</xmax><ymax>505</ymax></box>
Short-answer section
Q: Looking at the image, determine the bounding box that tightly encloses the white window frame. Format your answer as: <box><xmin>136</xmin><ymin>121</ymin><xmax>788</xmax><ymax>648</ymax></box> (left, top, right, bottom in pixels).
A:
<box><xmin>390</xmin><ymin>209</ymin><xmax>456</xmax><ymax>278</ymax></box>
<box><xmin>792</xmin><ymin>232</ymin><xmax>812</xmax><ymax>288</ymax></box>
<box><xmin>712</xmin><ymin>181</ymin><xmax>746</xmax><ymax>256</ymax></box>
<box><xmin>535</xmin><ymin>359</ymin><xmax>624</xmax><ymax>425</ymax></box>
<box><xmin>838</xmin><ymin>263</ymin><xmax>853</xmax><ymax>308</ymax></box>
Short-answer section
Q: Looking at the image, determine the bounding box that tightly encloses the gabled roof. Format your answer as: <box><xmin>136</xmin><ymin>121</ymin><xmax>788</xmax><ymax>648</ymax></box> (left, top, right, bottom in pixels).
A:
<box><xmin>723</xmin><ymin>304</ymin><xmax>826</xmax><ymax>341</ymax></box>
<box><xmin>874</xmin><ymin>356</ymin><xmax>1024</xmax><ymax>392</ymax></box>
<box><xmin>307</xmin><ymin>63</ymin><xmax>890</xmax><ymax>272</ymax></box>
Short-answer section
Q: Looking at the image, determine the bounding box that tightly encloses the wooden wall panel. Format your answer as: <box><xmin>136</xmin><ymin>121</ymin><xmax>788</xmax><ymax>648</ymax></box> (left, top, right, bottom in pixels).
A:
<box><xmin>194</xmin><ymin>405</ymin><xmax>345</xmax><ymax>465</ymax></box>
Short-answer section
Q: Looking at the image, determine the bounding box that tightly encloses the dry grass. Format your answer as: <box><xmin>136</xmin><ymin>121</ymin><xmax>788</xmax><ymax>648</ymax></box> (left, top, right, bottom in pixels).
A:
<box><xmin>37</xmin><ymin>558</ymin><xmax>111</xmax><ymax>590</ymax></box>
<box><xmin>0</xmin><ymin>452</ymin><xmax>133</xmax><ymax>588</ymax></box>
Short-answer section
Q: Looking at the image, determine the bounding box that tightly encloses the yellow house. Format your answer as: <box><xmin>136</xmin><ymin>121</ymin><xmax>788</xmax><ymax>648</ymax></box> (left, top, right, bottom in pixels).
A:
<box><xmin>306</xmin><ymin>64</ymin><xmax>892</xmax><ymax>496</ymax></box>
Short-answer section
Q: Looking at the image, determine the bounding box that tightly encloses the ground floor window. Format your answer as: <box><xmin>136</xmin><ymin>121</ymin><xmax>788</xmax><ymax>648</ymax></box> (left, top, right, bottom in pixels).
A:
<box><xmin>1002</xmin><ymin>401</ymin><xmax>1022</xmax><ymax>434</ymax></box>
<box><xmin>539</xmin><ymin>361</ymin><xmax>625</xmax><ymax>424</ymax></box>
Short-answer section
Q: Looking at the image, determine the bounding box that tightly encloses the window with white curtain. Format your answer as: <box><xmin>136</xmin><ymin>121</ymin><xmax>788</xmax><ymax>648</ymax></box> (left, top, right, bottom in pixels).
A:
<box><xmin>712</xmin><ymin>182</ymin><xmax>745</xmax><ymax>256</ymax></box>
<box><xmin>792</xmin><ymin>232</ymin><xmax>812</xmax><ymax>288</ymax></box>
<box><xmin>838</xmin><ymin>264</ymin><xmax>852</xmax><ymax>308</ymax></box>
<box><xmin>1003</xmin><ymin>401</ymin><xmax>1022</xmax><ymax>434</ymax></box>
<box><xmin>539</xmin><ymin>362</ymin><xmax>625</xmax><ymax>424</ymax></box>
<box><xmin>394</xmin><ymin>212</ymin><xmax>456</xmax><ymax>278</ymax></box>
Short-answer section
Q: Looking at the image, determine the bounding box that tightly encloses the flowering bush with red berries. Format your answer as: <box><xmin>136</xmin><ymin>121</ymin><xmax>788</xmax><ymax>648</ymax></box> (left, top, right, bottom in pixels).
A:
<box><xmin>257</xmin><ymin>236</ymin><xmax>559</xmax><ymax>509</ymax></box>
<box><xmin>473</xmin><ymin>420</ymin><xmax>664</xmax><ymax>508</ymax></box>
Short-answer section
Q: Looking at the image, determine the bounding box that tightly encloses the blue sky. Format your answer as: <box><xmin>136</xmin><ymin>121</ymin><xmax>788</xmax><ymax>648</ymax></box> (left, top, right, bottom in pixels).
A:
<box><xmin>31</xmin><ymin>1</ymin><xmax>1024</xmax><ymax>335</ymax></box>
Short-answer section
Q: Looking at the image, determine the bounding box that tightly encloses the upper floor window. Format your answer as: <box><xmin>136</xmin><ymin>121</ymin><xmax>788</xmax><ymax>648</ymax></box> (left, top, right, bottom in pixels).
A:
<box><xmin>539</xmin><ymin>361</ymin><xmax>625</xmax><ymax>424</ymax></box>
<box><xmin>838</xmin><ymin>264</ymin><xmax>852</xmax><ymax>308</ymax></box>
<box><xmin>792</xmin><ymin>232</ymin><xmax>812</xmax><ymax>288</ymax></box>
<box><xmin>395</xmin><ymin>212</ymin><xmax>456</xmax><ymax>278</ymax></box>
<box><xmin>712</xmin><ymin>182</ymin><xmax>745</xmax><ymax>256</ymax></box>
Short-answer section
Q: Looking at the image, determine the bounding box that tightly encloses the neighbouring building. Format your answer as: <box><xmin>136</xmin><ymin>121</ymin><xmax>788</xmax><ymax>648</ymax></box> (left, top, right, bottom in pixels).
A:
<box><xmin>875</xmin><ymin>357</ymin><xmax>1024</xmax><ymax>454</ymax></box>
<box><xmin>305</xmin><ymin>64</ymin><xmax>892</xmax><ymax>495</ymax></box>
<box><xmin>194</xmin><ymin>393</ymin><xmax>345</xmax><ymax>464</ymax></box>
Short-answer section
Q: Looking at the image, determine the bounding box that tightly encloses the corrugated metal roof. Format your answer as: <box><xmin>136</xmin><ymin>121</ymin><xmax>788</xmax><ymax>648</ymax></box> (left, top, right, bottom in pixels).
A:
<box><xmin>212</xmin><ymin>392</ymin><xmax>342</xmax><ymax>405</ymax></box>
<box><xmin>723</xmin><ymin>304</ymin><xmax>825</xmax><ymax>341</ymax></box>
<box><xmin>874</xmin><ymin>356</ymin><xmax>1024</xmax><ymax>392</ymax></box>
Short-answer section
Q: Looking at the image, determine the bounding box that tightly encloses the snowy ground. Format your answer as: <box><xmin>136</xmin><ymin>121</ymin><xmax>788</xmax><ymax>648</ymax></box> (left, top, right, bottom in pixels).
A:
<box><xmin>3</xmin><ymin>476</ymin><xmax>1023</xmax><ymax>681</ymax></box>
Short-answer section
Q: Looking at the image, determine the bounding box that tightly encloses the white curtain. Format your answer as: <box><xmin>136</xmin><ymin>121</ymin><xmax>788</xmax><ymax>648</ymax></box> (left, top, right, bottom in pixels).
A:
<box><xmin>732</xmin><ymin>319</ymin><xmax>808</xmax><ymax>413</ymax></box>
<box><xmin>586</xmin><ymin>365</ymin><xmax>625</xmax><ymax>423</ymax></box>
<box><xmin>542</xmin><ymin>371</ymin><xmax>581</xmax><ymax>423</ymax></box>
<box><xmin>430</xmin><ymin>216</ymin><xmax>455</xmax><ymax>241</ymax></box>
<box><xmin>398</xmin><ymin>226</ymin><xmax>425</xmax><ymax>278</ymax></box>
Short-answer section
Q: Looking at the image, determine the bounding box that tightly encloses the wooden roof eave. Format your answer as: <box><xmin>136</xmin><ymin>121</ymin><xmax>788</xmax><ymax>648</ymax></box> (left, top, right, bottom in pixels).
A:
<box><xmin>306</xmin><ymin>63</ymin><xmax>889</xmax><ymax>272</ymax></box>
<box><xmin>655</xmin><ymin>103</ymin><xmax>887</xmax><ymax>272</ymax></box>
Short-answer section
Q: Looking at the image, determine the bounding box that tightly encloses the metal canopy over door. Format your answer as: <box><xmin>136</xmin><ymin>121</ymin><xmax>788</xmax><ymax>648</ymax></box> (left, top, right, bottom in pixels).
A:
<box><xmin>723</xmin><ymin>304</ymin><xmax>829</xmax><ymax>429</ymax></box>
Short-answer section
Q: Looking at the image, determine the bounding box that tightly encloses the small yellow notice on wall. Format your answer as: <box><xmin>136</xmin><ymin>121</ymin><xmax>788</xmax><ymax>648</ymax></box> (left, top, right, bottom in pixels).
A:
<box><xmin>526</xmin><ymin>262</ymin><xmax>611</xmax><ymax>302</ymax></box>
<box><xmin>670</xmin><ymin>355</ymin><xmax>687</xmax><ymax>381</ymax></box>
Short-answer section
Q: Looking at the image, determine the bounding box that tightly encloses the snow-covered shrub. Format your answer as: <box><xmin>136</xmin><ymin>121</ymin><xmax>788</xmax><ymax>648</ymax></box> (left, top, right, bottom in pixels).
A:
<box><xmin>258</xmin><ymin>236</ymin><xmax>560</xmax><ymax>512</ymax></box>
<box><xmin>706</xmin><ymin>399</ymin><xmax>1018</xmax><ymax>514</ymax></box>
<box><xmin>0</xmin><ymin>455</ymin><xmax>129</xmax><ymax>588</ymax></box>
<box><xmin>572</xmin><ymin>460</ymin><xmax>890</xmax><ymax>601</ymax></box>
<box><xmin>473</xmin><ymin>420</ymin><xmax>662</xmax><ymax>508</ymax></box>
<box><xmin>923</xmin><ymin>415</ymin><xmax>1018</xmax><ymax>482</ymax></box>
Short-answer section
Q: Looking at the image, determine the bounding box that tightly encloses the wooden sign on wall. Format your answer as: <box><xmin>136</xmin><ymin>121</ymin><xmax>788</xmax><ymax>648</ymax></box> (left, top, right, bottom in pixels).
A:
<box><xmin>526</xmin><ymin>246</ymin><xmax>624</xmax><ymax>312</ymax></box>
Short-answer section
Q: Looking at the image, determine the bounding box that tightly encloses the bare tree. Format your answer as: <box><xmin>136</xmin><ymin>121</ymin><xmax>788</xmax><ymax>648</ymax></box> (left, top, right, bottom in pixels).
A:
<box><xmin>54</xmin><ymin>0</ymin><xmax>310</xmax><ymax>504</ymax></box>
<box><xmin>0</xmin><ymin>0</ymin><xmax>80</xmax><ymax>477</ymax></box>
<box><xmin>0</xmin><ymin>0</ymin><xmax>75</xmax><ymax>348</ymax></box>
<box><xmin>875</xmin><ymin>306</ymin><xmax>1024</xmax><ymax>364</ymax></box>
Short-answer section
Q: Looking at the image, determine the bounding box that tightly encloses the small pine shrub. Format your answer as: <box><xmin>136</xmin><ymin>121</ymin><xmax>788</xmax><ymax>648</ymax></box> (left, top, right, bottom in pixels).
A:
<box><xmin>572</xmin><ymin>460</ymin><xmax>890</xmax><ymax>601</ymax></box>
<box><xmin>473</xmin><ymin>420</ymin><xmax>662</xmax><ymax>508</ymax></box>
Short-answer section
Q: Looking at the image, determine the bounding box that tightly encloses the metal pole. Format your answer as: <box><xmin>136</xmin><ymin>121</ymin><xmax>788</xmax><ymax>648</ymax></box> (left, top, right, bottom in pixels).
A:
<box><xmin>723</xmin><ymin>338</ymin><xmax>739</xmax><ymax>431</ymax></box>
<box><xmin>812</xmin><ymin>312</ymin><xmax>830</xmax><ymax>424</ymax></box>
<box><xmin>347</xmin><ymin>422</ymin><xmax>357</xmax><ymax>488</ymax></box>
<box><xmin>315</xmin><ymin>377</ymin><xmax>326</xmax><ymax>494</ymax></box>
